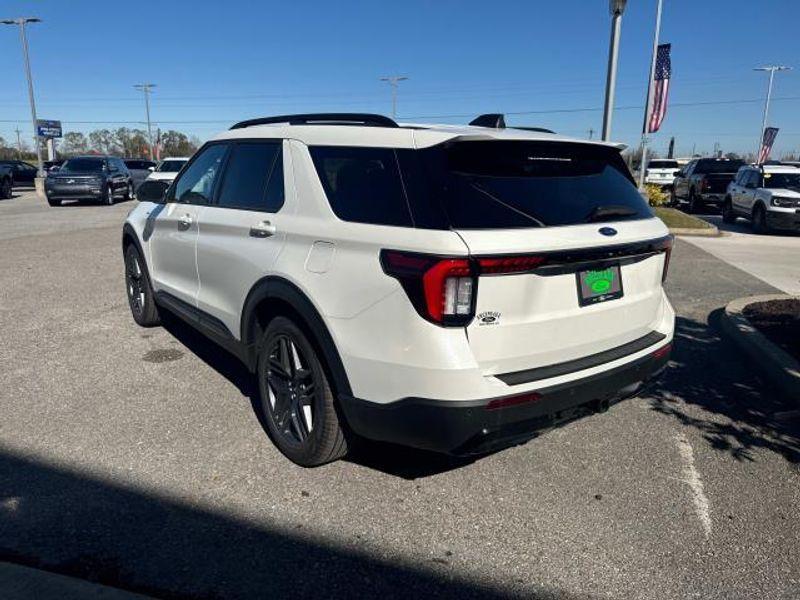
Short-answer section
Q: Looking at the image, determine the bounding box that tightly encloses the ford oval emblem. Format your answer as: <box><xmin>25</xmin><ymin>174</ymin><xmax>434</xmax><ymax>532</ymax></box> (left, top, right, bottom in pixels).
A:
<box><xmin>599</xmin><ymin>227</ymin><xmax>618</xmax><ymax>237</ymax></box>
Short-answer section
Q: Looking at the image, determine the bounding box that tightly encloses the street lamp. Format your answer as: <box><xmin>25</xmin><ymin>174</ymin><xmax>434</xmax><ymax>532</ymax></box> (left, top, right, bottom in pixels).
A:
<box><xmin>380</xmin><ymin>76</ymin><xmax>408</xmax><ymax>120</ymax></box>
<box><xmin>753</xmin><ymin>65</ymin><xmax>791</xmax><ymax>153</ymax></box>
<box><xmin>1</xmin><ymin>17</ymin><xmax>43</xmax><ymax>176</ymax></box>
<box><xmin>601</xmin><ymin>0</ymin><xmax>627</xmax><ymax>141</ymax></box>
<box><xmin>134</xmin><ymin>83</ymin><xmax>157</xmax><ymax>160</ymax></box>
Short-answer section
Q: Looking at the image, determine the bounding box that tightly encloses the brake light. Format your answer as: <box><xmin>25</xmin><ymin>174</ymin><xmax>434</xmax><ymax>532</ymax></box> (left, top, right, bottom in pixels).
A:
<box><xmin>381</xmin><ymin>250</ymin><xmax>476</xmax><ymax>326</ymax></box>
<box><xmin>652</xmin><ymin>343</ymin><xmax>672</xmax><ymax>360</ymax></box>
<box><xmin>477</xmin><ymin>255</ymin><xmax>546</xmax><ymax>274</ymax></box>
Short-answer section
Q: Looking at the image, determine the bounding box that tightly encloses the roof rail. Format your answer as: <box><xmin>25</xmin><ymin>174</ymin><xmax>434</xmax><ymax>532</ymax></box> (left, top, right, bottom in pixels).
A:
<box><xmin>230</xmin><ymin>113</ymin><xmax>398</xmax><ymax>130</ymax></box>
<box><xmin>468</xmin><ymin>113</ymin><xmax>555</xmax><ymax>134</ymax></box>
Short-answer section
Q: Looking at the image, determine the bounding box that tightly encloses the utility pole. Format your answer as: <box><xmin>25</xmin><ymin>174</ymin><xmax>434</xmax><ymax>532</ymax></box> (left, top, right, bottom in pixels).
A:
<box><xmin>379</xmin><ymin>76</ymin><xmax>408</xmax><ymax>120</ymax></box>
<box><xmin>588</xmin><ymin>128</ymin><xmax>595</xmax><ymax>140</ymax></box>
<box><xmin>14</xmin><ymin>128</ymin><xmax>23</xmax><ymax>158</ymax></box>
<box><xmin>637</xmin><ymin>0</ymin><xmax>664</xmax><ymax>190</ymax></box>
<box><xmin>134</xmin><ymin>83</ymin><xmax>157</xmax><ymax>159</ymax></box>
<box><xmin>602</xmin><ymin>0</ymin><xmax>627</xmax><ymax>141</ymax></box>
<box><xmin>2</xmin><ymin>17</ymin><xmax>43</xmax><ymax>175</ymax></box>
<box><xmin>753</xmin><ymin>65</ymin><xmax>791</xmax><ymax>156</ymax></box>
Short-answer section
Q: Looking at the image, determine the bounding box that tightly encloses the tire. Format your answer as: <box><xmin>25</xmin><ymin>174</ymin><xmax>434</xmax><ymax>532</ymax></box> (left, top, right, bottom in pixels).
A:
<box><xmin>124</xmin><ymin>181</ymin><xmax>134</xmax><ymax>201</ymax></box>
<box><xmin>669</xmin><ymin>187</ymin><xmax>678</xmax><ymax>207</ymax></box>
<box><xmin>124</xmin><ymin>244</ymin><xmax>160</xmax><ymax>326</ymax></box>
<box><xmin>752</xmin><ymin>204</ymin><xmax>770</xmax><ymax>235</ymax></box>
<box><xmin>0</xmin><ymin>177</ymin><xmax>11</xmax><ymax>199</ymax></box>
<box><xmin>722</xmin><ymin>198</ymin><xmax>736</xmax><ymax>224</ymax></box>
<box><xmin>103</xmin><ymin>184</ymin><xmax>114</xmax><ymax>206</ymax></box>
<box><xmin>256</xmin><ymin>316</ymin><xmax>348</xmax><ymax>467</ymax></box>
<box><xmin>47</xmin><ymin>197</ymin><xmax>61</xmax><ymax>207</ymax></box>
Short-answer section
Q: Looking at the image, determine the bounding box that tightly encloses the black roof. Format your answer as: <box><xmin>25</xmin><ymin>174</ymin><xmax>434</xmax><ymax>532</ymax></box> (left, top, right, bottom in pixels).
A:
<box><xmin>230</xmin><ymin>113</ymin><xmax>398</xmax><ymax>130</ymax></box>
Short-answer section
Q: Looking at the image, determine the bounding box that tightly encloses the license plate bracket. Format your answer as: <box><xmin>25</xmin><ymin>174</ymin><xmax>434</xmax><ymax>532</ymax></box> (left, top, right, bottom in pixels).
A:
<box><xmin>576</xmin><ymin>264</ymin><xmax>624</xmax><ymax>307</ymax></box>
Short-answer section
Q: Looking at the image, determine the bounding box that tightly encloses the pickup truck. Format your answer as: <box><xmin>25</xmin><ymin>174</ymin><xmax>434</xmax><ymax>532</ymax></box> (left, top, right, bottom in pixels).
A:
<box><xmin>670</xmin><ymin>158</ymin><xmax>745</xmax><ymax>213</ymax></box>
<box><xmin>0</xmin><ymin>163</ymin><xmax>12</xmax><ymax>199</ymax></box>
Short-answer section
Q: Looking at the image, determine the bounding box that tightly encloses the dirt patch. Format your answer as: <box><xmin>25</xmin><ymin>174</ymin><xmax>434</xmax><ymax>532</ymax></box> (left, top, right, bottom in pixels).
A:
<box><xmin>743</xmin><ymin>298</ymin><xmax>800</xmax><ymax>362</ymax></box>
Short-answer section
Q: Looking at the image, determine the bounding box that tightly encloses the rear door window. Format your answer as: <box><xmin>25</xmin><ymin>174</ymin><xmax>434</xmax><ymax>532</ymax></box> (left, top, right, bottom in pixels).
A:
<box><xmin>216</xmin><ymin>142</ymin><xmax>284</xmax><ymax>212</ymax></box>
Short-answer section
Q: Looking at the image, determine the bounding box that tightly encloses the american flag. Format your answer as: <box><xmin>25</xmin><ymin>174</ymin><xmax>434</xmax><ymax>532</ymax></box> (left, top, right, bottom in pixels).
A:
<box><xmin>757</xmin><ymin>127</ymin><xmax>779</xmax><ymax>164</ymax></box>
<box><xmin>647</xmin><ymin>44</ymin><xmax>672</xmax><ymax>133</ymax></box>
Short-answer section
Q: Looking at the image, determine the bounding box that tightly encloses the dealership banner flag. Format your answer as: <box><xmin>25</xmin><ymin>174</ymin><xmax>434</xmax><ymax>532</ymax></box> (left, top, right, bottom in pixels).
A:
<box><xmin>647</xmin><ymin>44</ymin><xmax>672</xmax><ymax>134</ymax></box>
<box><xmin>758</xmin><ymin>127</ymin><xmax>779</xmax><ymax>164</ymax></box>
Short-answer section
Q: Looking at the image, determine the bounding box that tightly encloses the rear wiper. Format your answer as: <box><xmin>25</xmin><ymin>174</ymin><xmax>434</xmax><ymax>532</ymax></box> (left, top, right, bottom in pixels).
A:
<box><xmin>585</xmin><ymin>205</ymin><xmax>639</xmax><ymax>223</ymax></box>
<box><xmin>468</xmin><ymin>180</ymin><xmax>546</xmax><ymax>227</ymax></box>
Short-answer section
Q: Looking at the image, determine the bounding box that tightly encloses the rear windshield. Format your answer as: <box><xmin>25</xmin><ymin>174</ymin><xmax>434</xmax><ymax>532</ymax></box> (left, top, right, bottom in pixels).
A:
<box><xmin>61</xmin><ymin>158</ymin><xmax>105</xmax><ymax>172</ymax></box>
<box><xmin>158</xmin><ymin>160</ymin><xmax>187</xmax><ymax>172</ymax></box>
<box><xmin>310</xmin><ymin>141</ymin><xmax>652</xmax><ymax>229</ymax></box>
<box><xmin>694</xmin><ymin>159</ymin><xmax>744</xmax><ymax>174</ymax></box>
<box><xmin>648</xmin><ymin>160</ymin><xmax>679</xmax><ymax>168</ymax></box>
<box><xmin>125</xmin><ymin>160</ymin><xmax>155</xmax><ymax>170</ymax></box>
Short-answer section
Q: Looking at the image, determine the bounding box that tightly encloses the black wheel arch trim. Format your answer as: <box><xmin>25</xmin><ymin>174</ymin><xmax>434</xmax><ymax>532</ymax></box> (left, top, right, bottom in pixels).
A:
<box><xmin>241</xmin><ymin>276</ymin><xmax>353</xmax><ymax>398</ymax></box>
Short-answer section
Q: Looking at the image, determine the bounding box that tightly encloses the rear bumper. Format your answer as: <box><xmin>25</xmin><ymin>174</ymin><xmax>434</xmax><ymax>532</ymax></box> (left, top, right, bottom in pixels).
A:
<box><xmin>699</xmin><ymin>193</ymin><xmax>725</xmax><ymax>204</ymax></box>
<box><xmin>339</xmin><ymin>343</ymin><xmax>671</xmax><ymax>455</ymax></box>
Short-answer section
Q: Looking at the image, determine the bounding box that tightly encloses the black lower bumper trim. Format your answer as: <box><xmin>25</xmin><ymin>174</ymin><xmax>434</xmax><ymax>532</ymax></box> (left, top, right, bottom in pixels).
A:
<box><xmin>339</xmin><ymin>344</ymin><xmax>671</xmax><ymax>455</ymax></box>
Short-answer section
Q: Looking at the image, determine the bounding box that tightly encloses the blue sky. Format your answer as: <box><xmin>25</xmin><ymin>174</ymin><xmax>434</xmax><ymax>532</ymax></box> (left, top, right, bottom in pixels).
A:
<box><xmin>1</xmin><ymin>0</ymin><xmax>798</xmax><ymax>157</ymax></box>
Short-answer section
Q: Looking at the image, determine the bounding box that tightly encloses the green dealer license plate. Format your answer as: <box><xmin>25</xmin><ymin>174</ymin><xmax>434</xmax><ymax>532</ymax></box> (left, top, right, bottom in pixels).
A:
<box><xmin>576</xmin><ymin>264</ymin><xmax>624</xmax><ymax>307</ymax></box>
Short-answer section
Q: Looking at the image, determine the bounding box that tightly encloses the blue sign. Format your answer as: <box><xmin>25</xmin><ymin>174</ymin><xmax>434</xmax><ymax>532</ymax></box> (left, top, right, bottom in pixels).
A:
<box><xmin>36</xmin><ymin>119</ymin><xmax>62</xmax><ymax>138</ymax></box>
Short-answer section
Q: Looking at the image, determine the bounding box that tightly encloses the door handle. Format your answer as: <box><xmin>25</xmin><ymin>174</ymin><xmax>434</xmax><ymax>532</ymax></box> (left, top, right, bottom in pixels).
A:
<box><xmin>249</xmin><ymin>220</ymin><xmax>277</xmax><ymax>238</ymax></box>
<box><xmin>177</xmin><ymin>214</ymin><xmax>193</xmax><ymax>231</ymax></box>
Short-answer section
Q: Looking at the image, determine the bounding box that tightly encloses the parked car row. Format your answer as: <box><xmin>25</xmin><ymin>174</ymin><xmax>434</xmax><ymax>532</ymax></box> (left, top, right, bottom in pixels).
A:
<box><xmin>722</xmin><ymin>164</ymin><xmax>800</xmax><ymax>233</ymax></box>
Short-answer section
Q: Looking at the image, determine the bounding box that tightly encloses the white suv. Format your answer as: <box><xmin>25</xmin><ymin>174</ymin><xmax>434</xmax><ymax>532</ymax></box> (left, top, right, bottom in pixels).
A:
<box><xmin>723</xmin><ymin>164</ymin><xmax>800</xmax><ymax>233</ymax></box>
<box><xmin>643</xmin><ymin>158</ymin><xmax>680</xmax><ymax>187</ymax></box>
<box><xmin>123</xmin><ymin>113</ymin><xmax>675</xmax><ymax>466</ymax></box>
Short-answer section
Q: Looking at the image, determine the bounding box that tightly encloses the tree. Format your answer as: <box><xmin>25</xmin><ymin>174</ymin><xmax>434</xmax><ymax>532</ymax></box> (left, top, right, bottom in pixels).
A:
<box><xmin>60</xmin><ymin>132</ymin><xmax>89</xmax><ymax>156</ymax></box>
<box><xmin>88</xmin><ymin>129</ymin><xmax>119</xmax><ymax>155</ymax></box>
<box><xmin>160</xmin><ymin>130</ymin><xmax>198</xmax><ymax>157</ymax></box>
<box><xmin>113</xmin><ymin>127</ymin><xmax>150</xmax><ymax>158</ymax></box>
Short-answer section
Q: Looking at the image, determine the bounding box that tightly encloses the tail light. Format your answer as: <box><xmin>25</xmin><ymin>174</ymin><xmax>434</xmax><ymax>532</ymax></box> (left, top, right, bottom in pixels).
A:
<box><xmin>654</xmin><ymin>235</ymin><xmax>674</xmax><ymax>282</ymax></box>
<box><xmin>381</xmin><ymin>250</ymin><xmax>546</xmax><ymax>326</ymax></box>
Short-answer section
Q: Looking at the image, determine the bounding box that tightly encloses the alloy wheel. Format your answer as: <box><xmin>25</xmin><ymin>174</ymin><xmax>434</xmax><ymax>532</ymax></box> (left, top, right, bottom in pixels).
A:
<box><xmin>126</xmin><ymin>250</ymin><xmax>145</xmax><ymax>316</ymax></box>
<box><xmin>264</xmin><ymin>334</ymin><xmax>316</xmax><ymax>445</ymax></box>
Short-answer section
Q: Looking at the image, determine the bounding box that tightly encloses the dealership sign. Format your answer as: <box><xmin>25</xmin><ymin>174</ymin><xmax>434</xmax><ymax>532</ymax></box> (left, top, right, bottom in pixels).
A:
<box><xmin>36</xmin><ymin>119</ymin><xmax>62</xmax><ymax>138</ymax></box>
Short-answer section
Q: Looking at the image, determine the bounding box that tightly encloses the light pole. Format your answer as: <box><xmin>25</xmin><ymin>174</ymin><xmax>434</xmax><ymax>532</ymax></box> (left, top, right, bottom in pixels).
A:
<box><xmin>380</xmin><ymin>76</ymin><xmax>408</xmax><ymax>120</ymax></box>
<box><xmin>602</xmin><ymin>0</ymin><xmax>627</xmax><ymax>141</ymax></box>
<box><xmin>134</xmin><ymin>83</ymin><xmax>157</xmax><ymax>159</ymax></box>
<box><xmin>754</xmin><ymin>65</ymin><xmax>791</xmax><ymax>154</ymax></box>
<box><xmin>1</xmin><ymin>17</ymin><xmax>43</xmax><ymax>176</ymax></box>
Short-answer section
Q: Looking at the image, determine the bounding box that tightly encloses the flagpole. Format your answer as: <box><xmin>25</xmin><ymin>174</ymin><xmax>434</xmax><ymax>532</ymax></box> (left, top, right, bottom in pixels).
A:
<box><xmin>637</xmin><ymin>0</ymin><xmax>664</xmax><ymax>190</ymax></box>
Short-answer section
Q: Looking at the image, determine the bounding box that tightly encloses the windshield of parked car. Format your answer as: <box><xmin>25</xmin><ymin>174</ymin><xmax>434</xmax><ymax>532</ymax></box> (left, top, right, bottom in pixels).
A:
<box><xmin>764</xmin><ymin>172</ymin><xmax>800</xmax><ymax>190</ymax></box>
<box><xmin>648</xmin><ymin>160</ymin><xmax>679</xmax><ymax>169</ymax></box>
<box><xmin>157</xmin><ymin>160</ymin><xmax>187</xmax><ymax>172</ymax></box>
<box><xmin>61</xmin><ymin>158</ymin><xmax>105</xmax><ymax>173</ymax></box>
<box><xmin>124</xmin><ymin>160</ymin><xmax>155</xmax><ymax>170</ymax></box>
<box><xmin>694</xmin><ymin>160</ymin><xmax>744</xmax><ymax>174</ymax></box>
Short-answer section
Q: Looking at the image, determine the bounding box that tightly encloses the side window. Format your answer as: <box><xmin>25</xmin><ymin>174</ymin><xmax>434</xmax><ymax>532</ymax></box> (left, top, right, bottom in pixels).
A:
<box><xmin>107</xmin><ymin>160</ymin><xmax>117</xmax><ymax>172</ymax></box>
<box><xmin>684</xmin><ymin>161</ymin><xmax>695</xmax><ymax>176</ymax></box>
<box><xmin>171</xmin><ymin>144</ymin><xmax>228</xmax><ymax>205</ymax></box>
<box><xmin>216</xmin><ymin>142</ymin><xmax>284</xmax><ymax>212</ymax></box>
<box><xmin>309</xmin><ymin>146</ymin><xmax>413</xmax><ymax>227</ymax></box>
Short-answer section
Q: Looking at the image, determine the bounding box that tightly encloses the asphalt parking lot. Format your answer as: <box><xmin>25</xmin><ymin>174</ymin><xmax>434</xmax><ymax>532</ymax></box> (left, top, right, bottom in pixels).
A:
<box><xmin>1</xmin><ymin>190</ymin><xmax>798</xmax><ymax>599</ymax></box>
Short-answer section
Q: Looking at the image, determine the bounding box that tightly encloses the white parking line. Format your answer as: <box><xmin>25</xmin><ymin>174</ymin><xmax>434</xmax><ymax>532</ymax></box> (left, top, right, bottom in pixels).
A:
<box><xmin>675</xmin><ymin>432</ymin><xmax>712</xmax><ymax>539</ymax></box>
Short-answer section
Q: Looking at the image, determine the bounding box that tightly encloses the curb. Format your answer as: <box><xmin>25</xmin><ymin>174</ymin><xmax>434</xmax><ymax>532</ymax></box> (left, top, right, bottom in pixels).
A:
<box><xmin>719</xmin><ymin>294</ymin><xmax>800</xmax><ymax>403</ymax></box>
<box><xmin>670</xmin><ymin>225</ymin><xmax>720</xmax><ymax>237</ymax></box>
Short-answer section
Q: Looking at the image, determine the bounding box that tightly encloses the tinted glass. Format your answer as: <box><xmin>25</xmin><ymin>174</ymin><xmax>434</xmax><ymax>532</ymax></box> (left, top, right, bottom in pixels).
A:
<box><xmin>648</xmin><ymin>160</ymin><xmax>679</xmax><ymax>168</ymax></box>
<box><xmin>61</xmin><ymin>158</ymin><xmax>105</xmax><ymax>173</ymax></box>
<box><xmin>694</xmin><ymin>159</ymin><xmax>745</xmax><ymax>174</ymax></box>
<box><xmin>310</xmin><ymin>146</ymin><xmax>412</xmax><ymax>226</ymax></box>
<box><xmin>172</xmin><ymin>144</ymin><xmax>227</xmax><ymax>204</ymax></box>
<box><xmin>217</xmin><ymin>142</ymin><xmax>283</xmax><ymax>211</ymax></box>
<box><xmin>419</xmin><ymin>141</ymin><xmax>652</xmax><ymax>229</ymax></box>
<box><xmin>124</xmin><ymin>160</ymin><xmax>155</xmax><ymax>170</ymax></box>
<box><xmin>764</xmin><ymin>172</ymin><xmax>800</xmax><ymax>190</ymax></box>
<box><xmin>158</xmin><ymin>160</ymin><xmax>188</xmax><ymax>172</ymax></box>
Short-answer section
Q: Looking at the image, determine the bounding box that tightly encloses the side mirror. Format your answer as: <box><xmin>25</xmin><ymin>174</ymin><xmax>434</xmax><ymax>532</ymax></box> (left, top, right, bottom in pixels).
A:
<box><xmin>148</xmin><ymin>166</ymin><xmax>156</xmax><ymax>172</ymax></box>
<box><xmin>136</xmin><ymin>179</ymin><xmax>169</xmax><ymax>203</ymax></box>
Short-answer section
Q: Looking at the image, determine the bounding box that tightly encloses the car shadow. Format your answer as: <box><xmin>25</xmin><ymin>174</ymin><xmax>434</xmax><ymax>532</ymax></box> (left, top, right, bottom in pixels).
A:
<box><xmin>0</xmin><ymin>447</ymin><xmax>556</xmax><ymax>600</ymax></box>
<box><xmin>699</xmin><ymin>214</ymin><xmax>800</xmax><ymax>237</ymax></box>
<box><xmin>648</xmin><ymin>313</ymin><xmax>800</xmax><ymax>464</ymax></box>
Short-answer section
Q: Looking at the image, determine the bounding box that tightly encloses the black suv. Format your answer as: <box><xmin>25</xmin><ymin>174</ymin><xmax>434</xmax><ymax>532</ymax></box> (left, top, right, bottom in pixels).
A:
<box><xmin>0</xmin><ymin>160</ymin><xmax>37</xmax><ymax>185</ymax></box>
<box><xmin>45</xmin><ymin>156</ymin><xmax>133</xmax><ymax>207</ymax></box>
